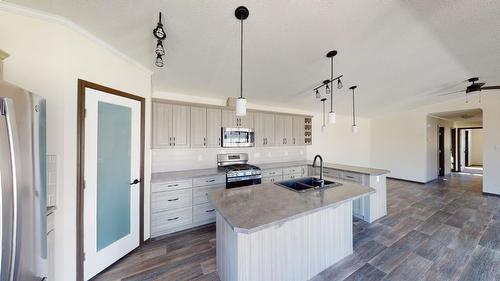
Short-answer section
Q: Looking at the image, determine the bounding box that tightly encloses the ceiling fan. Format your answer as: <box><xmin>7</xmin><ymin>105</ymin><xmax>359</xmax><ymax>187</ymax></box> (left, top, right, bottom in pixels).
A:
<box><xmin>439</xmin><ymin>77</ymin><xmax>500</xmax><ymax>96</ymax></box>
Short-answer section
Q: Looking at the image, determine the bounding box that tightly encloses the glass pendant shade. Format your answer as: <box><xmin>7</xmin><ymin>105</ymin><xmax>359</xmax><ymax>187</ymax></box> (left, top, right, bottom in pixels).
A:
<box><xmin>315</xmin><ymin>89</ymin><xmax>321</xmax><ymax>99</ymax></box>
<box><xmin>325</xmin><ymin>85</ymin><xmax>331</xmax><ymax>96</ymax></box>
<box><xmin>235</xmin><ymin>97</ymin><xmax>247</xmax><ymax>116</ymax></box>
<box><xmin>337</xmin><ymin>79</ymin><xmax>343</xmax><ymax>89</ymax></box>
<box><xmin>155</xmin><ymin>54</ymin><xmax>164</xmax><ymax>67</ymax></box>
<box><xmin>352</xmin><ymin>124</ymin><xmax>358</xmax><ymax>133</ymax></box>
<box><xmin>328</xmin><ymin>111</ymin><xmax>336</xmax><ymax>124</ymax></box>
<box><xmin>155</xmin><ymin>40</ymin><xmax>165</xmax><ymax>56</ymax></box>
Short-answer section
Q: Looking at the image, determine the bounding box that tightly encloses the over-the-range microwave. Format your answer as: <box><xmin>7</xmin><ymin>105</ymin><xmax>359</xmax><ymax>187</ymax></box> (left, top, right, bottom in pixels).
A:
<box><xmin>221</xmin><ymin>127</ymin><xmax>255</xmax><ymax>147</ymax></box>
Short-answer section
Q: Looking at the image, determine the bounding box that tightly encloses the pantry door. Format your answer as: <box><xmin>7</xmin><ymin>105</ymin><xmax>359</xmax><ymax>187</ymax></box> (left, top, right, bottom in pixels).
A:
<box><xmin>79</xmin><ymin>81</ymin><xmax>144</xmax><ymax>281</ymax></box>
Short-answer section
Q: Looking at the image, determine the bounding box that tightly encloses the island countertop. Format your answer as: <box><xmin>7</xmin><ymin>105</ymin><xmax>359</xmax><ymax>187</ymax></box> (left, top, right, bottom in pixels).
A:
<box><xmin>207</xmin><ymin>177</ymin><xmax>375</xmax><ymax>234</ymax></box>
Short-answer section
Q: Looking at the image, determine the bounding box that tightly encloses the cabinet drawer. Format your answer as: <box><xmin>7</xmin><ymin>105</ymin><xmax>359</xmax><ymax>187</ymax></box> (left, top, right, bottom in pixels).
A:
<box><xmin>262</xmin><ymin>168</ymin><xmax>282</xmax><ymax>177</ymax></box>
<box><xmin>323</xmin><ymin>168</ymin><xmax>341</xmax><ymax>178</ymax></box>
<box><xmin>152</xmin><ymin>179</ymin><xmax>193</xmax><ymax>192</ymax></box>
<box><xmin>341</xmin><ymin>171</ymin><xmax>363</xmax><ymax>183</ymax></box>
<box><xmin>193</xmin><ymin>184</ymin><xmax>225</xmax><ymax>205</ymax></box>
<box><xmin>283</xmin><ymin>166</ymin><xmax>306</xmax><ymax>175</ymax></box>
<box><xmin>193</xmin><ymin>202</ymin><xmax>217</xmax><ymax>225</ymax></box>
<box><xmin>151</xmin><ymin>207</ymin><xmax>193</xmax><ymax>237</ymax></box>
<box><xmin>283</xmin><ymin>173</ymin><xmax>303</xmax><ymax>180</ymax></box>
<box><xmin>262</xmin><ymin>175</ymin><xmax>283</xmax><ymax>183</ymax></box>
<box><xmin>151</xmin><ymin>189</ymin><xmax>193</xmax><ymax>213</ymax></box>
<box><xmin>193</xmin><ymin>175</ymin><xmax>226</xmax><ymax>187</ymax></box>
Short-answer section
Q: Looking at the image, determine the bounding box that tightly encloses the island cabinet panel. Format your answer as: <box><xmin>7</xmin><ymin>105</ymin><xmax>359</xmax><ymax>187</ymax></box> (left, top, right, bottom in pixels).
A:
<box><xmin>216</xmin><ymin>201</ymin><xmax>353</xmax><ymax>281</ymax></box>
<box><xmin>190</xmin><ymin>106</ymin><xmax>207</xmax><ymax>148</ymax></box>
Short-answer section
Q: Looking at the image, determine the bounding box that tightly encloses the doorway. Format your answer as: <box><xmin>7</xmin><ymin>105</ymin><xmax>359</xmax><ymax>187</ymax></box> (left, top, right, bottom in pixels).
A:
<box><xmin>438</xmin><ymin>127</ymin><xmax>445</xmax><ymax>177</ymax></box>
<box><xmin>77</xmin><ymin>80</ymin><xmax>145</xmax><ymax>281</ymax></box>
<box><xmin>458</xmin><ymin>127</ymin><xmax>483</xmax><ymax>175</ymax></box>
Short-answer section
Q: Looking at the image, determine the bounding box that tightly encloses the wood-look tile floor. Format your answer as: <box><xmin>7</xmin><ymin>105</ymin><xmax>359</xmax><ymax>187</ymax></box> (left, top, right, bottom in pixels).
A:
<box><xmin>92</xmin><ymin>174</ymin><xmax>500</xmax><ymax>281</ymax></box>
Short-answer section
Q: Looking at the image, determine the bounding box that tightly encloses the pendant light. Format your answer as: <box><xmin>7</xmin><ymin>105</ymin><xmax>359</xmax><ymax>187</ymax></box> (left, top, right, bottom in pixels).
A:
<box><xmin>326</xmin><ymin>50</ymin><xmax>338</xmax><ymax>124</ymax></box>
<box><xmin>349</xmin><ymin>85</ymin><xmax>358</xmax><ymax>133</ymax></box>
<box><xmin>235</xmin><ymin>6</ymin><xmax>249</xmax><ymax>116</ymax></box>
<box><xmin>153</xmin><ymin>12</ymin><xmax>167</xmax><ymax>68</ymax></box>
<box><xmin>321</xmin><ymin>98</ymin><xmax>327</xmax><ymax>131</ymax></box>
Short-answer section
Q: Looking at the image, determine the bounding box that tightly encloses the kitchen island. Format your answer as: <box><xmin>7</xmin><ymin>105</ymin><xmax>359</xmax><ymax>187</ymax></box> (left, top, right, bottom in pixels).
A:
<box><xmin>207</xmin><ymin>178</ymin><xmax>374</xmax><ymax>281</ymax></box>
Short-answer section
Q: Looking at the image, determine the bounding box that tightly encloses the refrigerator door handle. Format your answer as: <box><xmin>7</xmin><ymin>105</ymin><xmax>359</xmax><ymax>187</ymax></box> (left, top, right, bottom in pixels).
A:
<box><xmin>0</xmin><ymin>98</ymin><xmax>18</xmax><ymax>281</ymax></box>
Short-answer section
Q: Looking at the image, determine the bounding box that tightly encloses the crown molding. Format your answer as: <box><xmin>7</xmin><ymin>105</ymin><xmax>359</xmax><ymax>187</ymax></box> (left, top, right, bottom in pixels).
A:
<box><xmin>0</xmin><ymin>1</ymin><xmax>153</xmax><ymax>75</ymax></box>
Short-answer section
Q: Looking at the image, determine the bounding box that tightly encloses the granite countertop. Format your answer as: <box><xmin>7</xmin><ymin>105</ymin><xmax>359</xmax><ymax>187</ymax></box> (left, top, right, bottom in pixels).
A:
<box><xmin>151</xmin><ymin>161</ymin><xmax>389</xmax><ymax>182</ymax></box>
<box><xmin>257</xmin><ymin>160</ymin><xmax>390</xmax><ymax>176</ymax></box>
<box><xmin>151</xmin><ymin>168</ymin><xmax>225</xmax><ymax>183</ymax></box>
<box><xmin>207</xmin><ymin>177</ymin><xmax>375</xmax><ymax>234</ymax></box>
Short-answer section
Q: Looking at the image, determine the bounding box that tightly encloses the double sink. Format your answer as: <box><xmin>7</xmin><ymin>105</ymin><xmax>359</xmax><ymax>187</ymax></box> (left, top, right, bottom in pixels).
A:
<box><xmin>275</xmin><ymin>177</ymin><xmax>342</xmax><ymax>193</ymax></box>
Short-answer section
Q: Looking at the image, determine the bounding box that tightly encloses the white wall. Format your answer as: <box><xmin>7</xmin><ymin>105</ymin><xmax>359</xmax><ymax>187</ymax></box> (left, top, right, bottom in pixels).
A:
<box><xmin>0</xmin><ymin>6</ymin><xmax>152</xmax><ymax>281</ymax></box>
<box><xmin>470</xmin><ymin>129</ymin><xmax>483</xmax><ymax>166</ymax></box>
<box><xmin>370</xmin><ymin>94</ymin><xmax>500</xmax><ymax>195</ymax></box>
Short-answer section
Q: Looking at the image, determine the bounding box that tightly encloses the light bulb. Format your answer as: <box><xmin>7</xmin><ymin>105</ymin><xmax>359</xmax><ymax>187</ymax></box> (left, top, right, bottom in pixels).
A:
<box><xmin>315</xmin><ymin>89</ymin><xmax>321</xmax><ymax>99</ymax></box>
<box><xmin>325</xmin><ymin>84</ymin><xmax>331</xmax><ymax>96</ymax></box>
<box><xmin>155</xmin><ymin>54</ymin><xmax>164</xmax><ymax>67</ymax></box>
<box><xmin>155</xmin><ymin>40</ymin><xmax>165</xmax><ymax>56</ymax></box>
<box><xmin>337</xmin><ymin>79</ymin><xmax>343</xmax><ymax>89</ymax></box>
<box><xmin>352</xmin><ymin>124</ymin><xmax>358</xmax><ymax>133</ymax></box>
<box><xmin>328</xmin><ymin>111</ymin><xmax>336</xmax><ymax>124</ymax></box>
<box><xmin>235</xmin><ymin>97</ymin><xmax>247</xmax><ymax>116</ymax></box>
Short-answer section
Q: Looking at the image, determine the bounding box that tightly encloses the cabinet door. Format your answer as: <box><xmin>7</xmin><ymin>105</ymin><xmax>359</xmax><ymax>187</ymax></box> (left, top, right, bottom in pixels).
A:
<box><xmin>239</xmin><ymin>111</ymin><xmax>254</xmax><ymax>128</ymax></box>
<box><xmin>206</xmin><ymin>108</ymin><xmax>222</xmax><ymax>147</ymax></box>
<box><xmin>293</xmin><ymin>116</ymin><xmax>305</xmax><ymax>145</ymax></box>
<box><xmin>221</xmin><ymin>110</ymin><xmax>237</xmax><ymax>128</ymax></box>
<box><xmin>171</xmin><ymin>104</ymin><xmax>190</xmax><ymax>148</ymax></box>
<box><xmin>152</xmin><ymin>102</ymin><xmax>172</xmax><ymax>148</ymax></box>
<box><xmin>275</xmin><ymin>115</ymin><xmax>285</xmax><ymax>146</ymax></box>
<box><xmin>283</xmin><ymin>115</ymin><xmax>294</xmax><ymax>145</ymax></box>
<box><xmin>253</xmin><ymin>112</ymin><xmax>266</xmax><ymax>146</ymax></box>
<box><xmin>190</xmin><ymin>106</ymin><xmax>207</xmax><ymax>148</ymax></box>
<box><xmin>264</xmin><ymin>113</ymin><xmax>275</xmax><ymax>146</ymax></box>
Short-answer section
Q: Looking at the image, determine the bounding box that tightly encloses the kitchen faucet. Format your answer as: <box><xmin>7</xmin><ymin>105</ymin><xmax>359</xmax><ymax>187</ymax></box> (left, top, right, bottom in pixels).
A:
<box><xmin>312</xmin><ymin>155</ymin><xmax>324</xmax><ymax>188</ymax></box>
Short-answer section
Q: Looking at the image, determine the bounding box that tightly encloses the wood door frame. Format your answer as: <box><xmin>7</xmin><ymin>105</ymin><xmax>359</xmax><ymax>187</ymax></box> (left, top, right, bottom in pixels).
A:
<box><xmin>456</xmin><ymin>127</ymin><xmax>482</xmax><ymax>172</ymax></box>
<box><xmin>451</xmin><ymin>128</ymin><xmax>457</xmax><ymax>172</ymax></box>
<box><xmin>76</xmin><ymin>79</ymin><xmax>145</xmax><ymax>281</ymax></box>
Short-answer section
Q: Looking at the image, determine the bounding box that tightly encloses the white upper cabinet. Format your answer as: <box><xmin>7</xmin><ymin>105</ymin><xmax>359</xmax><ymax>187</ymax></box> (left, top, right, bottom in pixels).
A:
<box><xmin>190</xmin><ymin>107</ymin><xmax>207</xmax><ymax>148</ymax></box>
<box><xmin>254</xmin><ymin>112</ymin><xmax>275</xmax><ymax>146</ymax></box>
<box><xmin>293</xmin><ymin>116</ymin><xmax>306</xmax><ymax>145</ymax></box>
<box><xmin>206</xmin><ymin>108</ymin><xmax>222</xmax><ymax>147</ymax></box>
<box><xmin>221</xmin><ymin>110</ymin><xmax>254</xmax><ymax>128</ymax></box>
<box><xmin>152</xmin><ymin>102</ymin><xmax>190</xmax><ymax>149</ymax></box>
<box><xmin>275</xmin><ymin>114</ymin><xmax>293</xmax><ymax>146</ymax></box>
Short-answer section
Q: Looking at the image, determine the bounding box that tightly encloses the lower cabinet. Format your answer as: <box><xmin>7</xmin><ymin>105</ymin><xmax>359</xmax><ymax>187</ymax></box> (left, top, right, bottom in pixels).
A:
<box><xmin>262</xmin><ymin>166</ymin><xmax>306</xmax><ymax>183</ymax></box>
<box><xmin>151</xmin><ymin>175</ymin><xmax>225</xmax><ymax>238</ymax></box>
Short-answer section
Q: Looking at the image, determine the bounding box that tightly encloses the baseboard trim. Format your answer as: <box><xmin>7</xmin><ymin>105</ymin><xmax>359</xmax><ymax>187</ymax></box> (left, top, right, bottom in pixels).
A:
<box><xmin>482</xmin><ymin>191</ymin><xmax>500</xmax><ymax>197</ymax></box>
<box><xmin>386</xmin><ymin>177</ymin><xmax>427</xmax><ymax>184</ymax></box>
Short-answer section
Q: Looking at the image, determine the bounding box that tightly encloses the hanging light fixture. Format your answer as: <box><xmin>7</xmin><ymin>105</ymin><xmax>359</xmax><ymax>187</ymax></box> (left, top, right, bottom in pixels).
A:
<box><xmin>315</xmin><ymin>89</ymin><xmax>321</xmax><ymax>99</ymax></box>
<box><xmin>326</xmin><ymin>50</ymin><xmax>338</xmax><ymax>124</ymax></box>
<box><xmin>321</xmin><ymin>98</ymin><xmax>327</xmax><ymax>131</ymax></box>
<box><xmin>153</xmin><ymin>12</ymin><xmax>166</xmax><ymax>67</ymax></box>
<box><xmin>337</xmin><ymin>78</ymin><xmax>343</xmax><ymax>89</ymax></box>
<box><xmin>235</xmin><ymin>6</ymin><xmax>249</xmax><ymax>117</ymax></box>
<box><xmin>349</xmin><ymin>85</ymin><xmax>358</xmax><ymax>133</ymax></box>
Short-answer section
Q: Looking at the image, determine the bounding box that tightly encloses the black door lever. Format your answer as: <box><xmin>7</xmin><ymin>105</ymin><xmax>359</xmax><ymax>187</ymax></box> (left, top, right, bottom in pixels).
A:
<box><xmin>130</xmin><ymin>179</ymin><xmax>141</xmax><ymax>185</ymax></box>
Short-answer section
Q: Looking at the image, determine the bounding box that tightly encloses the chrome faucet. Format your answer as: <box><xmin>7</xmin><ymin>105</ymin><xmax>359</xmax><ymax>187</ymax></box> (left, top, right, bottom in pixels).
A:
<box><xmin>312</xmin><ymin>155</ymin><xmax>324</xmax><ymax>187</ymax></box>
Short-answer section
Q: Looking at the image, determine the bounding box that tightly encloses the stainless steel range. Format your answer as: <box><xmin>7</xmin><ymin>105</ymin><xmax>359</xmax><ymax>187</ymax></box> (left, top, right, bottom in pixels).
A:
<box><xmin>217</xmin><ymin>153</ymin><xmax>261</xmax><ymax>188</ymax></box>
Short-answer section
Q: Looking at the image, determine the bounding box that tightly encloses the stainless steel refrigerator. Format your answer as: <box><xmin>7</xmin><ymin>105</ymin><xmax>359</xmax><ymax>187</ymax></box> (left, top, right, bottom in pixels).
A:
<box><xmin>0</xmin><ymin>80</ymin><xmax>47</xmax><ymax>281</ymax></box>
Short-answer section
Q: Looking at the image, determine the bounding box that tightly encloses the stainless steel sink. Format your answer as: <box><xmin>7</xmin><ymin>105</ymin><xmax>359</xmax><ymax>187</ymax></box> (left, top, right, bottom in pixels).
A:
<box><xmin>275</xmin><ymin>177</ymin><xmax>342</xmax><ymax>193</ymax></box>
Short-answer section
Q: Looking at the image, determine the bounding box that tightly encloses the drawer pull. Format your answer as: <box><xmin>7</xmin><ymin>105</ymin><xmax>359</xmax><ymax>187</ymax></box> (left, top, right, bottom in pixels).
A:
<box><xmin>269</xmin><ymin>172</ymin><xmax>275</xmax><ymax>175</ymax></box>
<box><xmin>167</xmin><ymin>184</ymin><xmax>179</xmax><ymax>187</ymax></box>
<box><xmin>346</xmin><ymin>175</ymin><xmax>354</xmax><ymax>179</ymax></box>
<box><xmin>167</xmin><ymin>217</ymin><xmax>179</xmax><ymax>221</ymax></box>
<box><xmin>206</xmin><ymin>179</ymin><xmax>215</xmax><ymax>182</ymax></box>
<box><xmin>205</xmin><ymin>209</ymin><xmax>215</xmax><ymax>213</ymax></box>
<box><xmin>168</xmin><ymin>198</ymin><xmax>179</xmax><ymax>202</ymax></box>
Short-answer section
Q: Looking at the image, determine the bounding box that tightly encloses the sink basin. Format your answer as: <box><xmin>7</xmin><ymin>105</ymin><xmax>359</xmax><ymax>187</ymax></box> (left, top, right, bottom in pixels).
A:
<box><xmin>275</xmin><ymin>177</ymin><xmax>342</xmax><ymax>193</ymax></box>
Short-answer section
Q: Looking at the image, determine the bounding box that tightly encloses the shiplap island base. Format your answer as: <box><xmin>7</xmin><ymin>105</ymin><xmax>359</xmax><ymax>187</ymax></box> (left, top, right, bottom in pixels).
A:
<box><xmin>208</xmin><ymin>180</ymin><xmax>376</xmax><ymax>281</ymax></box>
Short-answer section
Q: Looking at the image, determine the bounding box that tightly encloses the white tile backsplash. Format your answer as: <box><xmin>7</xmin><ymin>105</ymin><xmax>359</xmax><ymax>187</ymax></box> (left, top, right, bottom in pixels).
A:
<box><xmin>152</xmin><ymin>146</ymin><xmax>307</xmax><ymax>173</ymax></box>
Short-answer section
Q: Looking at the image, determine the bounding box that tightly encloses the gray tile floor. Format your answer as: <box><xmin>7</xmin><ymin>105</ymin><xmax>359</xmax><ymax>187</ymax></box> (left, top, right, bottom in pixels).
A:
<box><xmin>93</xmin><ymin>174</ymin><xmax>500</xmax><ymax>281</ymax></box>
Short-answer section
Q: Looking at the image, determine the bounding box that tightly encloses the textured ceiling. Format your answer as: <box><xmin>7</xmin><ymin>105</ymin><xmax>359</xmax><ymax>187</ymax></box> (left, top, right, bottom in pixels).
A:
<box><xmin>4</xmin><ymin>0</ymin><xmax>500</xmax><ymax>116</ymax></box>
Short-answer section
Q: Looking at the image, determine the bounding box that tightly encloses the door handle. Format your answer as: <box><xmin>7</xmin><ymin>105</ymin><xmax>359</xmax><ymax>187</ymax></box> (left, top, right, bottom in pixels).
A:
<box><xmin>130</xmin><ymin>179</ymin><xmax>141</xmax><ymax>185</ymax></box>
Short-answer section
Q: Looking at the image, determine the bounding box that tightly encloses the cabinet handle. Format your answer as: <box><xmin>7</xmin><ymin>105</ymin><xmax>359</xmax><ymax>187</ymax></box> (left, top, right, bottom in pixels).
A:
<box><xmin>204</xmin><ymin>137</ymin><xmax>206</xmax><ymax>147</ymax></box>
<box><xmin>205</xmin><ymin>209</ymin><xmax>215</xmax><ymax>213</ymax></box>
<box><xmin>206</xmin><ymin>179</ymin><xmax>215</xmax><ymax>182</ymax></box>
<box><xmin>218</xmin><ymin>137</ymin><xmax>221</xmax><ymax>146</ymax></box>
<box><xmin>168</xmin><ymin>198</ymin><xmax>179</xmax><ymax>202</ymax></box>
<box><xmin>168</xmin><ymin>217</ymin><xmax>179</xmax><ymax>221</ymax></box>
<box><xmin>167</xmin><ymin>184</ymin><xmax>179</xmax><ymax>187</ymax></box>
<box><xmin>346</xmin><ymin>175</ymin><xmax>354</xmax><ymax>179</ymax></box>
<box><xmin>173</xmin><ymin>136</ymin><xmax>176</xmax><ymax>146</ymax></box>
<box><xmin>169</xmin><ymin>137</ymin><xmax>172</xmax><ymax>146</ymax></box>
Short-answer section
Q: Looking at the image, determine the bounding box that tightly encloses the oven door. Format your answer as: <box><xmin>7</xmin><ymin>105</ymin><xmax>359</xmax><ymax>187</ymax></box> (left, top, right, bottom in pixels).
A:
<box><xmin>226</xmin><ymin>176</ymin><xmax>262</xmax><ymax>189</ymax></box>
<box><xmin>222</xmin><ymin>127</ymin><xmax>255</xmax><ymax>147</ymax></box>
